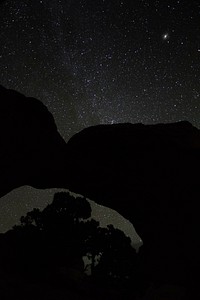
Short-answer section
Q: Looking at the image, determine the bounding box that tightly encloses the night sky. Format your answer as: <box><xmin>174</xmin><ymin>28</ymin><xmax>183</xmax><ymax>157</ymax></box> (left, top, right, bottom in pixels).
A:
<box><xmin>0</xmin><ymin>0</ymin><xmax>199</xmax><ymax>235</ymax></box>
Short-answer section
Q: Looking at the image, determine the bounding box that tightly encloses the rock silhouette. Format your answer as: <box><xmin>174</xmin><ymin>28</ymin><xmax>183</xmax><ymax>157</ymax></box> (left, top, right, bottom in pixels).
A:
<box><xmin>66</xmin><ymin>121</ymin><xmax>200</xmax><ymax>294</ymax></box>
<box><xmin>0</xmin><ymin>84</ymin><xmax>66</xmax><ymax>196</ymax></box>
<box><xmin>0</xmin><ymin>84</ymin><xmax>200</xmax><ymax>296</ymax></box>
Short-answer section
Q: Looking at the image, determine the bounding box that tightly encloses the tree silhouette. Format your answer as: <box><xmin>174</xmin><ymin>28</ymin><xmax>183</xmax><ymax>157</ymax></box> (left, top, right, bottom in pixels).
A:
<box><xmin>20</xmin><ymin>192</ymin><xmax>91</xmax><ymax>230</ymax></box>
<box><xmin>91</xmin><ymin>225</ymin><xmax>137</xmax><ymax>284</ymax></box>
<box><xmin>20</xmin><ymin>208</ymin><xmax>42</xmax><ymax>228</ymax></box>
<box><xmin>10</xmin><ymin>192</ymin><xmax>93</xmax><ymax>276</ymax></box>
<box><xmin>4</xmin><ymin>191</ymin><xmax>139</xmax><ymax>294</ymax></box>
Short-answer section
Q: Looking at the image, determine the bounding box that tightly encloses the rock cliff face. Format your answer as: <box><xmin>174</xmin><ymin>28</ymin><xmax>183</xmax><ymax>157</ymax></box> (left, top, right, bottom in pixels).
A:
<box><xmin>0</xmin><ymin>85</ymin><xmax>200</xmax><ymax>291</ymax></box>
<box><xmin>66</xmin><ymin>122</ymin><xmax>200</xmax><ymax>287</ymax></box>
<box><xmin>0</xmin><ymin>85</ymin><xmax>66</xmax><ymax>196</ymax></box>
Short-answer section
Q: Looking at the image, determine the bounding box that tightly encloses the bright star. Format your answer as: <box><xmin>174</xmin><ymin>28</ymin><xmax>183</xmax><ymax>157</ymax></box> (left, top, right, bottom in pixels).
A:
<box><xmin>162</xmin><ymin>33</ymin><xmax>169</xmax><ymax>40</ymax></box>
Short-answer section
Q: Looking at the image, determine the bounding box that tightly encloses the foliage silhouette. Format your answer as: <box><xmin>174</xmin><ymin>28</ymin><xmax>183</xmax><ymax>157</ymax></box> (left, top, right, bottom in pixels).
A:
<box><xmin>0</xmin><ymin>192</ymin><xmax>141</xmax><ymax>299</ymax></box>
<box><xmin>16</xmin><ymin>192</ymin><xmax>93</xmax><ymax>272</ymax></box>
<box><xmin>93</xmin><ymin>225</ymin><xmax>136</xmax><ymax>278</ymax></box>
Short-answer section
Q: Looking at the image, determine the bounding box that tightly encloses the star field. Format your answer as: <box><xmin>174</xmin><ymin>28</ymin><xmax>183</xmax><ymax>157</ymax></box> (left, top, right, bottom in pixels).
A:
<box><xmin>0</xmin><ymin>0</ymin><xmax>199</xmax><ymax>141</ymax></box>
<box><xmin>0</xmin><ymin>0</ymin><xmax>200</xmax><ymax>233</ymax></box>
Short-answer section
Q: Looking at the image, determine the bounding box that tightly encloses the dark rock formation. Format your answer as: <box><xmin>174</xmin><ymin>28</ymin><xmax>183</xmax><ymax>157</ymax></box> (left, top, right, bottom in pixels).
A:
<box><xmin>66</xmin><ymin>121</ymin><xmax>200</xmax><ymax>292</ymax></box>
<box><xmin>0</xmin><ymin>85</ymin><xmax>200</xmax><ymax>294</ymax></box>
<box><xmin>0</xmin><ymin>85</ymin><xmax>67</xmax><ymax>196</ymax></box>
